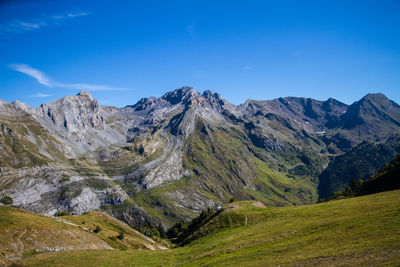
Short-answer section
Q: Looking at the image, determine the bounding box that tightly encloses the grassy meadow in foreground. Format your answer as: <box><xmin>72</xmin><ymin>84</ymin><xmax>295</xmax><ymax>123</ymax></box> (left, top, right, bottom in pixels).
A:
<box><xmin>23</xmin><ymin>190</ymin><xmax>400</xmax><ymax>266</ymax></box>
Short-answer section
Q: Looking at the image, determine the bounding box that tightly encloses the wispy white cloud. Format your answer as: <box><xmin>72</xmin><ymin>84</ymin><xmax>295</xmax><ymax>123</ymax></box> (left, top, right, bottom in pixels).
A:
<box><xmin>52</xmin><ymin>12</ymin><xmax>89</xmax><ymax>20</ymax></box>
<box><xmin>10</xmin><ymin>64</ymin><xmax>51</xmax><ymax>86</ymax></box>
<box><xmin>9</xmin><ymin>64</ymin><xmax>128</xmax><ymax>92</ymax></box>
<box><xmin>67</xmin><ymin>12</ymin><xmax>88</xmax><ymax>18</ymax></box>
<box><xmin>0</xmin><ymin>11</ymin><xmax>89</xmax><ymax>36</ymax></box>
<box><xmin>242</xmin><ymin>65</ymin><xmax>252</xmax><ymax>70</ymax></box>
<box><xmin>32</xmin><ymin>93</ymin><xmax>51</xmax><ymax>98</ymax></box>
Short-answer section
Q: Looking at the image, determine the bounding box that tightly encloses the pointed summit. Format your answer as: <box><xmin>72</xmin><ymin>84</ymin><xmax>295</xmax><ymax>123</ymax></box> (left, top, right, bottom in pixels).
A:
<box><xmin>337</xmin><ymin>92</ymin><xmax>400</xmax><ymax>141</ymax></box>
<box><xmin>77</xmin><ymin>90</ymin><xmax>93</xmax><ymax>100</ymax></box>
<box><xmin>361</xmin><ymin>93</ymin><xmax>388</xmax><ymax>102</ymax></box>
<box><xmin>161</xmin><ymin>86</ymin><xmax>202</xmax><ymax>105</ymax></box>
<box><xmin>343</xmin><ymin>93</ymin><xmax>398</xmax><ymax>128</ymax></box>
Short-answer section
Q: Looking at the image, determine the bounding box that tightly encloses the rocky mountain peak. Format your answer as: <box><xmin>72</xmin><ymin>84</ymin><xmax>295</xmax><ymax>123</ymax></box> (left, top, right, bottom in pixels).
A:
<box><xmin>162</xmin><ymin>86</ymin><xmax>203</xmax><ymax>106</ymax></box>
<box><xmin>338</xmin><ymin>93</ymin><xmax>400</xmax><ymax>140</ymax></box>
<box><xmin>77</xmin><ymin>90</ymin><xmax>94</xmax><ymax>100</ymax></box>
<box><xmin>350</xmin><ymin>93</ymin><xmax>398</xmax><ymax>114</ymax></box>
<box><xmin>322</xmin><ymin>98</ymin><xmax>347</xmax><ymax>113</ymax></box>
<box><xmin>201</xmin><ymin>90</ymin><xmax>235</xmax><ymax>112</ymax></box>
<box><xmin>129</xmin><ymin>96</ymin><xmax>162</xmax><ymax>111</ymax></box>
<box><xmin>34</xmin><ymin>91</ymin><xmax>104</xmax><ymax>133</ymax></box>
<box><xmin>202</xmin><ymin>90</ymin><xmax>222</xmax><ymax>100</ymax></box>
<box><xmin>345</xmin><ymin>93</ymin><xmax>396</xmax><ymax>118</ymax></box>
<box><xmin>12</xmin><ymin>100</ymin><xmax>34</xmax><ymax>113</ymax></box>
<box><xmin>361</xmin><ymin>92</ymin><xmax>387</xmax><ymax>102</ymax></box>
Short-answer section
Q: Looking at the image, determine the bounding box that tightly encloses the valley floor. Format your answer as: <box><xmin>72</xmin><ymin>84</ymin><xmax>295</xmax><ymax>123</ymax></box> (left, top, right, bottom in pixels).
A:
<box><xmin>21</xmin><ymin>190</ymin><xmax>400</xmax><ymax>266</ymax></box>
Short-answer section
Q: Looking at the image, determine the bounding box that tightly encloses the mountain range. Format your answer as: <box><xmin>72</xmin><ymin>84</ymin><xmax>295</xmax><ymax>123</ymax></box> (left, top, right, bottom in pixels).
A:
<box><xmin>1</xmin><ymin>87</ymin><xmax>399</xmax><ymax>228</ymax></box>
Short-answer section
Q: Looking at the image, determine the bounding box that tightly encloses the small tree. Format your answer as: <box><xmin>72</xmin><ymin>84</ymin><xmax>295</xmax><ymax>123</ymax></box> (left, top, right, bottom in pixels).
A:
<box><xmin>94</xmin><ymin>225</ymin><xmax>102</xmax><ymax>233</ymax></box>
<box><xmin>350</xmin><ymin>178</ymin><xmax>363</xmax><ymax>192</ymax></box>
<box><xmin>157</xmin><ymin>223</ymin><xmax>167</xmax><ymax>239</ymax></box>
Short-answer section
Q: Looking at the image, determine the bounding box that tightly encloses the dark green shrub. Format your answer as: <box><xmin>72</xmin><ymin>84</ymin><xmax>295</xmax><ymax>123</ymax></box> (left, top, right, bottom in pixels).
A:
<box><xmin>23</xmin><ymin>249</ymin><xmax>38</xmax><ymax>257</ymax></box>
<box><xmin>157</xmin><ymin>223</ymin><xmax>167</xmax><ymax>238</ymax></box>
<box><xmin>0</xmin><ymin>196</ymin><xmax>13</xmax><ymax>205</ymax></box>
<box><xmin>94</xmin><ymin>225</ymin><xmax>102</xmax><ymax>233</ymax></box>
<box><xmin>55</xmin><ymin>210</ymin><xmax>70</xmax><ymax>216</ymax></box>
<box><xmin>117</xmin><ymin>232</ymin><xmax>125</xmax><ymax>240</ymax></box>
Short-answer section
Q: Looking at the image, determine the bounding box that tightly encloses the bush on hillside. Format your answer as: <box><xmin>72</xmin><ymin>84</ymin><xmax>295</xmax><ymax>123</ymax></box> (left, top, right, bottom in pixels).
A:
<box><xmin>0</xmin><ymin>196</ymin><xmax>13</xmax><ymax>205</ymax></box>
<box><xmin>117</xmin><ymin>232</ymin><xmax>125</xmax><ymax>240</ymax></box>
<box><xmin>55</xmin><ymin>210</ymin><xmax>70</xmax><ymax>216</ymax></box>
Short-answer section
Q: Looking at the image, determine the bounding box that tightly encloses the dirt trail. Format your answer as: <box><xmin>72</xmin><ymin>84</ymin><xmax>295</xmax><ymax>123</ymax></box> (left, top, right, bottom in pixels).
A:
<box><xmin>53</xmin><ymin>217</ymin><xmax>93</xmax><ymax>232</ymax></box>
<box><xmin>10</xmin><ymin>229</ymin><xmax>27</xmax><ymax>255</ymax></box>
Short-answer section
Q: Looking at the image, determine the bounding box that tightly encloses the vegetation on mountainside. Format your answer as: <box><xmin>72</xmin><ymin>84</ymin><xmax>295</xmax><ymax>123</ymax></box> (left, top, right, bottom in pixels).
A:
<box><xmin>0</xmin><ymin>115</ymin><xmax>62</xmax><ymax>167</ymax></box>
<box><xmin>182</xmin><ymin>118</ymin><xmax>320</xmax><ymax>206</ymax></box>
<box><xmin>322</xmin><ymin>153</ymin><xmax>400</xmax><ymax>201</ymax></box>
<box><xmin>0</xmin><ymin>196</ymin><xmax>13</xmax><ymax>205</ymax></box>
<box><xmin>167</xmin><ymin>206</ymin><xmax>221</xmax><ymax>245</ymax></box>
<box><xmin>318</xmin><ymin>135</ymin><xmax>400</xmax><ymax>198</ymax></box>
<box><xmin>23</xmin><ymin>190</ymin><xmax>400</xmax><ymax>266</ymax></box>
<box><xmin>123</xmin><ymin>117</ymin><xmax>324</xmax><ymax>229</ymax></box>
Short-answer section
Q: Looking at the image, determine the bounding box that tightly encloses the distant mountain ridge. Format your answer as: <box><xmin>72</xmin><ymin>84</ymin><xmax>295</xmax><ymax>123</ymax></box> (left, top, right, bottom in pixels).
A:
<box><xmin>1</xmin><ymin>87</ymin><xmax>399</xmax><ymax>228</ymax></box>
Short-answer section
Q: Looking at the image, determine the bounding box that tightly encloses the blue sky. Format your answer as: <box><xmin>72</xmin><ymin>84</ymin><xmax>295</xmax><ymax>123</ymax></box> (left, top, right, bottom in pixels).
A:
<box><xmin>0</xmin><ymin>0</ymin><xmax>399</xmax><ymax>107</ymax></box>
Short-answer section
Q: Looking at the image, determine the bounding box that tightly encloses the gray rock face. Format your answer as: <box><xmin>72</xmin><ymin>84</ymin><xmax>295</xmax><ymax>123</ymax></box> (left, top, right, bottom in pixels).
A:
<box><xmin>36</xmin><ymin>91</ymin><xmax>104</xmax><ymax>132</ymax></box>
<box><xmin>28</xmin><ymin>91</ymin><xmax>126</xmax><ymax>156</ymax></box>
<box><xmin>0</xmin><ymin>165</ymin><xmax>128</xmax><ymax>215</ymax></box>
<box><xmin>1</xmin><ymin>87</ymin><xmax>400</xmax><ymax>229</ymax></box>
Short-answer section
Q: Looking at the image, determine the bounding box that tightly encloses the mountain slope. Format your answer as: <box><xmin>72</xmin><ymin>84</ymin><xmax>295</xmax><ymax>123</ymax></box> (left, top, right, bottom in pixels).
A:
<box><xmin>326</xmin><ymin>153</ymin><xmax>400</xmax><ymax>200</ymax></box>
<box><xmin>339</xmin><ymin>93</ymin><xmax>400</xmax><ymax>136</ymax></box>
<box><xmin>318</xmin><ymin>134</ymin><xmax>400</xmax><ymax>198</ymax></box>
<box><xmin>1</xmin><ymin>87</ymin><xmax>400</xmax><ymax>229</ymax></box>
<box><xmin>240</xmin><ymin>96</ymin><xmax>348</xmax><ymax>132</ymax></box>
<box><xmin>322</xmin><ymin>93</ymin><xmax>400</xmax><ymax>152</ymax></box>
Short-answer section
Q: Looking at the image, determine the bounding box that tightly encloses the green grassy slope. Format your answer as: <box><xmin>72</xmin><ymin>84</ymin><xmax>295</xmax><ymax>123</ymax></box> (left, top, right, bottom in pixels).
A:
<box><xmin>0</xmin><ymin>207</ymin><xmax>163</xmax><ymax>266</ymax></box>
<box><xmin>62</xmin><ymin>211</ymin><xmax>168</xmax><ymax>250</ymax></box>
<box><xmin>23</xmin><ymin>190</ymin><xmax>400</xmax><ymax>266</ymax></box>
